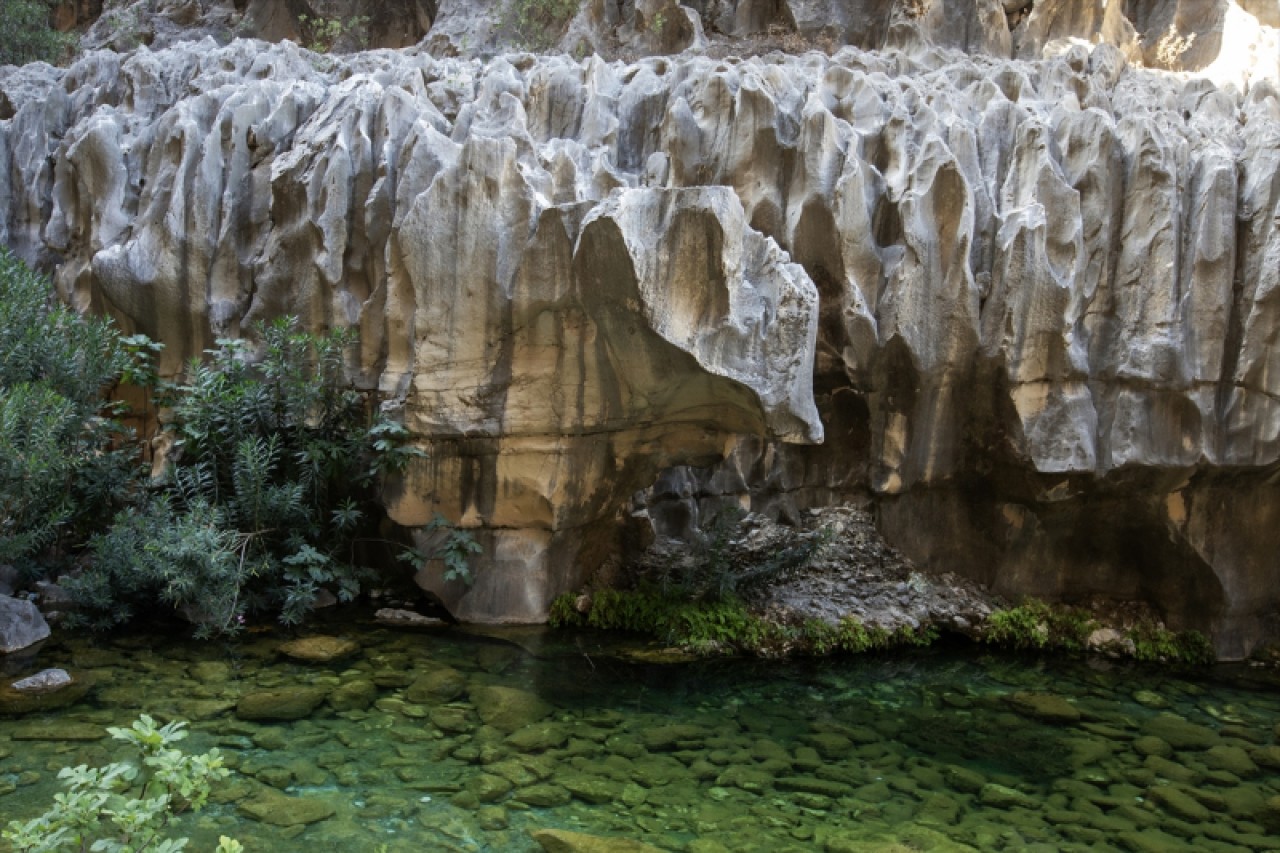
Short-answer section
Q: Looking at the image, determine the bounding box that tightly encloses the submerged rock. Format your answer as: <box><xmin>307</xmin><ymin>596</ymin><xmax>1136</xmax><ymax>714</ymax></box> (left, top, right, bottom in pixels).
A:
<box><xmin>11</xmin><ymin>668</ymin><xmax>70</xmax><ymax>691</ymax></box>
<box><xmin>406</xmin><ymin>667</ymin><xmax>468</xmax><ymax>704</ymax></box>
<box><xmin>238</xmin><ymin>791</ymin><xmax>336</xmax><ymax>826</ymax></box>
<box><xmin>375</xmin><ymin>608</ymin><xmax>450</xmax><ymax>629</ymax></box>
<box><xmin>978</xmin><ymin>783</ymin><xmax>1038</xmax><ymax>810</ymax></box>
<box><xmin>11</xmin><ymin>721</ymin><xmax>105</xmax><ymax>740</ymax></box>
<box><xmin>1147</xmin><ymin>785</ymin><xmax>1212</xmax><ymax>822</ymax></box>
<box><xmin>1142</xmin><ymin>715</ymin><xmax>1221</xmax><ymax>751</ymax></box>
<box><xmin>236</xmin><ymin>686</ymin><xmax>330</xmax><ymax>720</ymax></box>
<box><xmin>469</xmin><ymin>685</ymin><xmax>553</xmax><ymax>733</ymax></box>
<box><xmin>277</xmin><ymin>636</ymin><xmax>360</xmax><ymax>663</ymax></box>
<box><xmin>328</xmin><ymin>678</ymin><xmax>378</xmax><ymax>711</ymax></box>
<box><xmin>0</xmin><ymin>669</ymin><xmax>92</xmax><ymax>715</ymax></box>
<box><xmin>530</xmin><ymin>828</ymin><xmax>666</xmax><ymax>853</ymax></box>
<box><xmin>1006</xmin><ymin>692</ymin><xmax>1083</xmax><ymax>725</ymax></box>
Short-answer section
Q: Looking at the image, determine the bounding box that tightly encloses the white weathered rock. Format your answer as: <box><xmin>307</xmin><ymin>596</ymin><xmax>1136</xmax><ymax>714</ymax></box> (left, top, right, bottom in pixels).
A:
<box><xmin>0</xmin><ymin>595</ymin><xmax>51</xmax><ymax>654</ymax></box>
<box><xmin>3</xmin><ymin>33</ymin><xmax>1280</xmax><ymax>654</ymax></box>
<box><xmin>375</xmin><ymin>608</ymin><xmax>449</xmax><ymax>628</ymax></box>
<box><xmin>11</xmin><ymin>668</ymin><xmax>71</xmax><ymax>691</ymax></box>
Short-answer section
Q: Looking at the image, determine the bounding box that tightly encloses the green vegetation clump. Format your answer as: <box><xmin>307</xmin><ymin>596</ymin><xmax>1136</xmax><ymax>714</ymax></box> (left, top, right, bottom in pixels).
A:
<box><xmin>2</xmin><ymin>715</ymin><xmax>240</xmax><ymax>853</ymax></box>
<box><xmin>1128</xmin><ymin>621</ymin><xmax>1215</xmax><ymax>665</ymax></box>
<box><xmin>982</xmin><ymin>599</ymin><xmax>1097</xmax><ymax>651</ymax></box>
<box><xmin>803</xmin><ymin>617</ymin><xmax>938</xmax><ymax>655</ymax></box>
<box><xmin>0</xmin><ymin>0</ymin><xmax>76</xmax><ymax>66</ymax></box>
<box><xmin>550</xmin><ymin>587</ymin><xmax>773</xmax><ymax>653</ymax></box>
<box><xmin>65</xmin><ymin>318</ymin><xmax>465</xmax><ymax>637</ymax></box>
<box><xmin>0</xmin><ymin>248</ymin><xmax>142</xmax><ymax>570</ymax></box>
<box><xmin>0</xmin><ymin>252</ymin><xmax>473</xmax><ymax>638</ymax></box>
<box><xmin>983</xmin><ymin>599</ymin><xmax>1215</xmax><ymax>664</ymax></box>
<box><xmin>550</xmin><ymin>588</ymin><xmax>938</xmax><ymax>657</ymax></box>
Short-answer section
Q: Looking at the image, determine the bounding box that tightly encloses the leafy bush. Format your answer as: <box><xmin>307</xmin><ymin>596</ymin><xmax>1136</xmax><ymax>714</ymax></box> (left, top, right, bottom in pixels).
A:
<box><xmin>801</xmin><ymin>618</ymin><xmax>937</xmax><ymax>655</ymax></box>
<box><xmin>1129</xmin><ymin>621</ymin><xmax>1215</xmax><ymax>665</ymax></box>
<box><xmin>550</xmin><ymin>588</ymin><xmax>938</xmax><ymax>657</ymax></box>
<box><xmin>0</xmin><ymin>249</ymin><xmax>143</xmax><ymax>571</ymax></box>
<box><xmin>982</xmin><ymin>599</ymin><xmax>1213</xmax><ymax>663</ymax></box>
<box><xmin>66</xmin><ymin>318</ymin><xmax>474</xmax><ymax>637</ymax></box>
<box><xmin>2</xmin><ymin>715</ymin><xmax>239</xmax><ymax>853</ymax></box>
<box><xmin>982</xmin><ymin>599</ymin><xmax>1097</xmax><ymax>652</ymax></box>
<box><xmin>0</xmin><ymin>0</ymin><xmax>76</xmax><ymax>66</ymax></box>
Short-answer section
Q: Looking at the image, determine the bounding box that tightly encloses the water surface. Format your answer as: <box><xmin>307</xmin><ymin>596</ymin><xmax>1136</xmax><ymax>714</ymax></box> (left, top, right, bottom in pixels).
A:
<box><xmin>2</xmin><ymin>614</ymin><xmax>1279</xmax><ymax>852</ymax></box>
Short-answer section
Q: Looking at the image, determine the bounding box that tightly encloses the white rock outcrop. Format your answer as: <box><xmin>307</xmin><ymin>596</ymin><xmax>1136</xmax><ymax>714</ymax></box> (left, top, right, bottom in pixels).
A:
<box><xmin>3</xmin><ymin>33</ymin><xmax>1280</xmax><ymax>655</ymax></box>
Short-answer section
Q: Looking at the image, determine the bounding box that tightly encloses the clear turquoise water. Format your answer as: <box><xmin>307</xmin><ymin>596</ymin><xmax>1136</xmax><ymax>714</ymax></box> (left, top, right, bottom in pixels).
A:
<box><xmin>3</xmin><ymin>614</ymin><xmax>1280</xmax><ymax>852</ymax></box>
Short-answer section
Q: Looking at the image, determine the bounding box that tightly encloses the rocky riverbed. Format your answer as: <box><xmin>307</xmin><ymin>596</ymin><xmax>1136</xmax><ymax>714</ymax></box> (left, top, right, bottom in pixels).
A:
<box><xmin>3</xmin><ymin>616</ymin><xmax>1280</xmax><ymax>851</ymax></box>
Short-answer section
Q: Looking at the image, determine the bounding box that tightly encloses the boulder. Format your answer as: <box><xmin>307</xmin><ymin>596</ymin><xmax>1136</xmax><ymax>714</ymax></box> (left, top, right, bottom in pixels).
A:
<box><xmin>11</xmin><ymin>668</ymin><xmax>70</xmax><ymax>690</ymax></box>
<box><xmin>238</xmin><ymin>791</ymin><xmax>335</xmax><ymax>826</ymax></box>
<box><xmin>405</xmin><ymin>667</ymin><xmax>467</xmax><ymax>704</ymax></box>
<box><xmin>530</xmin><ymin>828</ymin><xmax>666</xmax><ymax>853</ymax></box>
<box><xmin>0</xmin><ymin>668</ymin><xmax>92</xmax><ymax>715</ymax></box>
<box><xmin>328</xmin><ymin>679</ymin><xmax>378</xmax><ymax>711</ymax></box>
<box><xmin>978</xmin><ymin>783</ymin><xmax>1038</xmax><ymax>810</ymax></box>
<box><xmin>505</xmin><ymin>722</ymin><xmax>570</xmax><ymax>752</ymax></box>
<box><xmin>516</xmin><ymin>784</ymin><xmax>572</xmax><ymax>807</ymax></box>
<box><xmin>235</xmin><ymin>686</ymin><xmax>330</xmax><ymax>721</ymax></box>
<box><xmin>1260</xmin><ymin>795</ymin><xmax>1280</xmax><ymax>833</ymax></box>
<box><xmin>469</xmin><ymin>685</ymin><xmax>553</xmax><ymax>733</ymax></box>
<box><xmin>0</xmin><ymin>595</ymin><xmax>50</xmax><ymax>654</ymax></box>
<box><xmin>1006</xmin><ymin>692</ymin><xmax>1083</xmax><ymax>725</ymax></box>
<box><xmin>375</xmin><ymin>608</ymin><xmax>450</xmax><ymax>629</ymax></box>
<box><xmin>11</xmin><ymin>721</ymin><xmax>106</xmax><ymax>740</ymax></box>
<box><xmin>1142</xmin><ymin>715</ymin><xmax>1221</xmax><ymax>751</ymax></box>
<box><xmin>1148</xmin><ymin>785</ymin><xmax>1212</xmax><ymax>822</ymax></box>
<box><xmin>277</xmin><ymin>636</ymin><xmax>360</xmax><ymax>663</ymax></box>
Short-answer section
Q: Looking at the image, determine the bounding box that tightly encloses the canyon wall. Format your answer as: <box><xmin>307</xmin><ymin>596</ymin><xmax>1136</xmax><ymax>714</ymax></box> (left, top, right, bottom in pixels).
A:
<box><xmin>4</xmin><ymin>1</ymin><xmax>1280</xmax><ymax>656</ymax></box>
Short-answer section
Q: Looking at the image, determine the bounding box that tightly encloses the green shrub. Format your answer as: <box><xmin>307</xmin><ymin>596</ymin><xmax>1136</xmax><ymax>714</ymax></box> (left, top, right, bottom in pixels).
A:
<box><xmin>66</xmin><ymin>318</ymin><xmax>475</xmax><ymax>638</ymax></box>
<box><xmin>0</xmin><ymin>249</ymin><xmax>144</xmax><ymax>571</ymax></box>
<box><xmin>569</xmin><ymin>587</ymin><xmax>768</xmax><ymax>653</ymax></box>
<box><xmin>983</xmin><ymin>599</ymin><xmax>1213</xmax><ymax>664</ymax></box>
<box><xmin>552</xmin><ymin>588</ymin><xmax>938</xmax><ymax>657</ymax></box>
<box><xmin>2</xmin><ymin>715</ymin><xmax>238</xmax><ymax>853</ymax></box>
<box><xmin>983</xmin><ymin>599</ymin><xmax>1097</xmax><ymax>652</ymax></box>
<box><xmin>1129</xmin><ymin>621</ymin><xmax>1215</xmax><ymax>665</ymax></box>
<box><xmin>0</xmin><ymin>0</ymin><xmax>76</xmax><ymax>66</ymax></box>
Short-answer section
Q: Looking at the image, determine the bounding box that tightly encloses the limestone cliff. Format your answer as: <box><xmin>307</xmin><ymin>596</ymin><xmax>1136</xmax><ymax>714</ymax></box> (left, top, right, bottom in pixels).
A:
<box><xmin>3</xmin><ymin>3</ymin><xmax>1280</xmax><ymax>656</ymax></box>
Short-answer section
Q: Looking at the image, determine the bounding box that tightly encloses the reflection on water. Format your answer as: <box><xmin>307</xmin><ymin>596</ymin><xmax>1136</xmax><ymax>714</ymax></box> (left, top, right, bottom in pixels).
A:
<box><xmin>3</xmin><ymin>613</ymin><xmax>1280</xmax><ymax>852</ymax></box>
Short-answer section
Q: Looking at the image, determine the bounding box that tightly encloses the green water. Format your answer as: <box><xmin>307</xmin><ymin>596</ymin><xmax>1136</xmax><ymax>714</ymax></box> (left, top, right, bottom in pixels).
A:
<box><xmin>3</xmin><ymin>614</ymin><xmax>1280</xmax><ymax>852</ymax></box>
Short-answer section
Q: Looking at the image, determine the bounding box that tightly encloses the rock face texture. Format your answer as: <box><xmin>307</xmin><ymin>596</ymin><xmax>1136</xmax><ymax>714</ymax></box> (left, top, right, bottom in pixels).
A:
<box><xmin>56</xmin><ymin>0</ymin><xmax>1280</xmax><ymax>85</ymax></box>
<box><xmin>2</xmin><ymin>9</ymin><xmax>1280</xmax><ymax>656</ymax></box>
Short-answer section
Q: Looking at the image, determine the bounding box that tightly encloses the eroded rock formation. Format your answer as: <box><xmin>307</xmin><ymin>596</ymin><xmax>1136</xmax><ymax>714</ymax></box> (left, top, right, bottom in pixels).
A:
<box><xmin>55</xmin><ymin>0</ymin><xmax>1280</xmax><ymax>85</ymax></box>
<box><xmin>3</xmin><ymin>11</ymin><xmax>1280</xmax><ymax>655</ymax></box>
